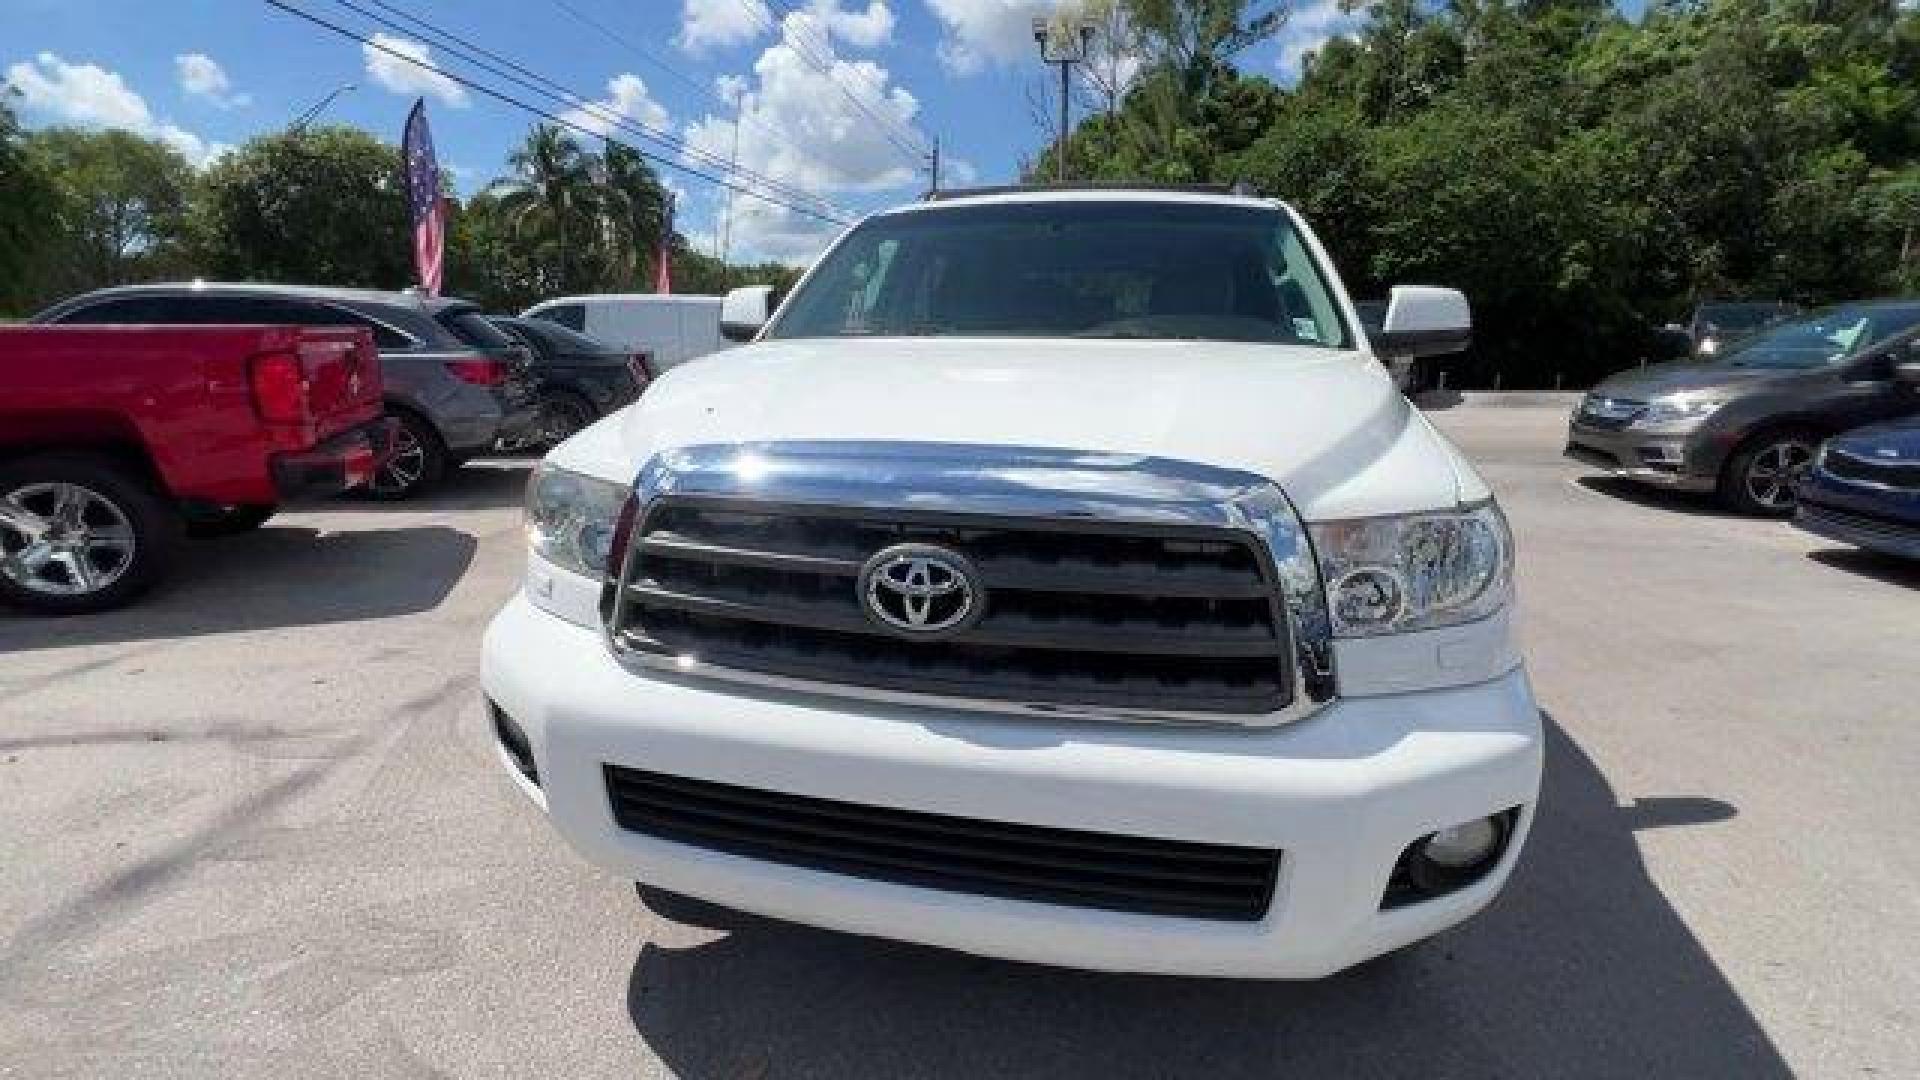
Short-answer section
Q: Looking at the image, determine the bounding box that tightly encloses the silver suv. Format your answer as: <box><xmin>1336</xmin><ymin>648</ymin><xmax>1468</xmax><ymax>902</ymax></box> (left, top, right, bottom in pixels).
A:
<box><xmin>35</xmin><ymin>283</ymin><xmax>535</xmax><ymax>498</ymax></box>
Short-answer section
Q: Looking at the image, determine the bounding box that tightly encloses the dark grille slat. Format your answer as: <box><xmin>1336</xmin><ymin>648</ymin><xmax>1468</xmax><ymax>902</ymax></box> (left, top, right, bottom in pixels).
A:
<box><xmin>616</xmin><ymin>767</ymin><xmax>1273</xmax><ymax>873</ymax></box>
<box><xmin>615</xmin><ymin>495</ymin><xmax>1293</xmax><ymax>714</ymax></box>
<box><xmin>605</xmin><ymin>765</ymin><xmax>1279</xmax><ymax>920</ymax></box>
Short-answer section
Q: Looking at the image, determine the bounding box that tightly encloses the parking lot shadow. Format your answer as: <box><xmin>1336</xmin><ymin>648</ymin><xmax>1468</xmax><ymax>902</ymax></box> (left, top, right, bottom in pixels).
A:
<box><xmin>622</xmin><ymin>717</ymin><xmax>1787</xmax><ymax>1079</ymax></box>
<box><xmin>1805</xmin><ymin>547</ymin><xmax>1920</xmax><ymax>589</ymax></box>
<box><xmin>1572</xmin><ymin>475</ymin><xmax>1738</xmax><ymax>518</ymax></box>
<box><xmin>0</xmin><ymin>525</ymin><xmax>475</xmax><ymax>652</ymax></box>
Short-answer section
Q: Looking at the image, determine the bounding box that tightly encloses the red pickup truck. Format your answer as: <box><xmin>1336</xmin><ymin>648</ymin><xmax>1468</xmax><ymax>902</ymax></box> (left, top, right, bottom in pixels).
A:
<box><xmin>0</xmin><ymin>324</ymin><xmax>393</xmax><ymax>614</ymax></box>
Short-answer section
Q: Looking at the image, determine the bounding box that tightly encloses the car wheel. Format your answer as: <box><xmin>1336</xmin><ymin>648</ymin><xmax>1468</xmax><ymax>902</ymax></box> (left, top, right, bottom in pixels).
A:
<box><xmin>364</xmin><ymin>410</ymin><xmax>446</xmax><ymax>501</ymax></box>
<box><xmin>536</xmin><ymin>392</ymin><xmax>596</xmax><ymax>448</ymax></box>
<box><xmin>0</xmin><ymin>453</ymin><xmax>181</xmax><ymax>615</ymax></box>
<box><xmin>185</xmin><ymin>503</ymin><xmax>277</xmax><ymax>538</ymax></box>
<box><xmin>1720</xmin><ymin>431</ymin><xmax>1817</xmax><ymax>516</ymax></box>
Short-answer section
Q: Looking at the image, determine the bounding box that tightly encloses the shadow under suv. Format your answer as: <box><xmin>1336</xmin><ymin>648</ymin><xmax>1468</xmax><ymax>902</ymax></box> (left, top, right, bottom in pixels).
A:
<box><xmin>35</xmin><ymin>283</ymin><xmax>535</xmax><ymax>499</ymax></box>
<box><xmin>1567</xmin><ymin>300</ymin><xmax>1920</xmax><ymax>514</ymax></box>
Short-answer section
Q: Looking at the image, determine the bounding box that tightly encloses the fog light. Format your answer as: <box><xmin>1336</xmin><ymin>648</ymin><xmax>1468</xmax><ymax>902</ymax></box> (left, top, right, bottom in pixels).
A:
<box><xmin>1382</xmin><ymin>808</ymin><xmax>1519</xmax><ymax>909</ymax></box>
<box><xmin>1424</xmin><ymin>817</ymin><xmax>1500</xmax><ymax>869</ymax></box>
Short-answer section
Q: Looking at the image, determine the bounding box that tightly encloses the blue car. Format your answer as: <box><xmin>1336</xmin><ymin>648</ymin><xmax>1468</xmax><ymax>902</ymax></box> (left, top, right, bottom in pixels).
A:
<box><xmin>1796</xmin><ymin>418</ymin><xmax>1920</xmax><ymax>559</ymax></box>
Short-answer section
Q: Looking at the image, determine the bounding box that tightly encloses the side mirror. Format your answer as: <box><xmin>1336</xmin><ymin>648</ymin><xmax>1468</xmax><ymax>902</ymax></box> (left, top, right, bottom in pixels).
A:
<box><xmin>1376</xmin><ymin>285</ymin><xmax>1471</xmax><ymax>357</ymax></box>
<box><xmin>720</xmin><ymin>286</ymin><xmax>773</xmax><ymax>342</ymax></box>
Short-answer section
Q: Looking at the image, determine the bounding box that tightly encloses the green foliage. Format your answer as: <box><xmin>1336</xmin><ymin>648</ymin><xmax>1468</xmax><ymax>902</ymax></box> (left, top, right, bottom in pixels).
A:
<box><xmin>0</xmin><ymin>92</ymin><xmax>61</xmax><ymax>315</ymax></box>
<box><xmin>196</xmin><ymin>126</ymin><xmax>413</xmax><ymax>287</ymax></box>
<box><xmin>1047</xmin><ymin>0</ymin><xmax>1920</xmax><ymax>388</ymax></box>
<box><xmin>21</xmin><ymin>127</ymin><xmax>197</xmax><ymax>303</ymax></box>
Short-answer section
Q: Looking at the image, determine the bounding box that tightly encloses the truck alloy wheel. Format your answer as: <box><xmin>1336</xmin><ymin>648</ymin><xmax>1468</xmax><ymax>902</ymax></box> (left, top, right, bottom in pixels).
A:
<box><xmin>0</xmin><ymin>481</ymin><xmax>137</xmax><ymax>596</ymax></box>
<box><xmin>0</xmin><ymin>453</ymin><xmax>178</xmax><ymax>615</ymax></box>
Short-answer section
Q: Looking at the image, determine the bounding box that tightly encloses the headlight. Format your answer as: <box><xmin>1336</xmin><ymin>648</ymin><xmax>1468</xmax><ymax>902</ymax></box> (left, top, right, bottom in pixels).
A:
<box><xmin>526</xmin><ymin>462</ymin><xmax>630</xmax><ymax>579</ymax></box>
<box><xmin>1309</xmin><ymin>502</ymin><xmax>1512</xmax><ymax>637</ymax></box>
<box><xmin>1638</xmin><ymin>394</ymin><xmax>1728</xmax><ymax>426</ymax></box>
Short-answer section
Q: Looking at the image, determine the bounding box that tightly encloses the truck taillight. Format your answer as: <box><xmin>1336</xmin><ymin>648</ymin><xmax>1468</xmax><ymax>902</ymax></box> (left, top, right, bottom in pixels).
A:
<box><xmin>446</xmin><ymin>357</ymin><xmax>508</xmax><ymax>386</ymax></box>
<box><xmin>250</xmin><ymin>352</ymin><xmax>309</xmax><ymax>425</ymax></box>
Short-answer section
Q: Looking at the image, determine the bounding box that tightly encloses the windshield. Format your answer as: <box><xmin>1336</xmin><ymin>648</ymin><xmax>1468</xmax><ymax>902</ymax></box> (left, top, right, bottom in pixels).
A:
<box><xmin>769</xmin><ymin>201</ymin><xmax>1352</xmax><ymax>347</ymax></box>
<box><xmin>1697</xmin><ymin>303</ymin><xmax>1791</xmax><ymax>334</ymax></box>
<box><xmin>1718</xmin><ymin>303</ymin><xmax>1920</xmax><ymax>369</ymax></box>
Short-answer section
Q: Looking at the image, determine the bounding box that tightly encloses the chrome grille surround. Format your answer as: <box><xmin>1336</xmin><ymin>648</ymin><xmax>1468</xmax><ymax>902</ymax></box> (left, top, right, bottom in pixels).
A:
<box><xmin>602</xmin><ymin>441</ymin><xmax>1336</xmax><ymax>727</ymax></box>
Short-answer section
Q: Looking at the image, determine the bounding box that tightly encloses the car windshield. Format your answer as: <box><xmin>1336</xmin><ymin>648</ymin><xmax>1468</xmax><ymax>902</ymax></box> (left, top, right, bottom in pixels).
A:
<box><xmin>1718</xmin><ymin>303</ymin><xmax>1920</xmax><ymax>368</ymax></box>
<box><xmin>768</xmin><ymin>200</ymin><xmax>1352</xmax><ymax>347</ymax></box>
<box><xmin>1698</xmin><ymin>303</ymin><xmax>1790</xmax><ymax>334</ymax></box>
<box><xmin>500</xmin><ymin>318</ymin><xmax>613</xmax><ymax>353</ymax></box>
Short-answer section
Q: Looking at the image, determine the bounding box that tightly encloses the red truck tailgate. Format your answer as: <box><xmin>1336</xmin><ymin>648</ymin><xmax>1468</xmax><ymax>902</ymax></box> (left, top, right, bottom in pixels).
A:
<box><xmin>252</xmin><ymin>326</ymin><xmax>384</xmax><ymax>445</ymax></box>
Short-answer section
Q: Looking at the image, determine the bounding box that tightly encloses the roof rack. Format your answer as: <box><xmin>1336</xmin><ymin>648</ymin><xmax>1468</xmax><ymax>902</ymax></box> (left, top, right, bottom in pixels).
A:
<box><xmin>922</xmin><ymin>182</ymin><xmax>1260</xmax><ymax>201</ymax></box>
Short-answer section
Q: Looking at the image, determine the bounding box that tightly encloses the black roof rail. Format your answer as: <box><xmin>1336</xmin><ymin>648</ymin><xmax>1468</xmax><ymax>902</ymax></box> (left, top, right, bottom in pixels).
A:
<box><xmin>922</xmin><ymin>182</ymin><xmax>1261</xmax><ymax>201</ymax></box>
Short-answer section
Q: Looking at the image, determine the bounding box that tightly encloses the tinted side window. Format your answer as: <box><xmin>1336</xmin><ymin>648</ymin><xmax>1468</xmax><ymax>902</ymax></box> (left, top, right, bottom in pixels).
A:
<box><xmin>270</xmin><ymin>301</ymin><xmax>417</xmax><ymax>350</ymax></box>
<box><xmin>534</xmin><ymin>304</ymin><xmax>585</xmax><ymax>332</ymax></box>
<box><xmin>55</xmin><ymin>296</ymin><xmax>174</xmax><ymax>323</ymax></box>
<box><xmin>437</xmin><ymin>307</ymin><xmax>517</xmax><ymax>350</ymax></box>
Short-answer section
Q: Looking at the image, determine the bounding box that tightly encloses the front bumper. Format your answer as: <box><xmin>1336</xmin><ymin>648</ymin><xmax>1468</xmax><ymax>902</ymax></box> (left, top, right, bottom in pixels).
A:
<box><xmin>481</xmin><ymin>594</ymin><xmax>1543</xmax><ymax>979</ymax></box>
<box><xmin>1795</xmin><ymin>475</ymin><xmax>1920</xmax><ymax>559</ymax></box>
<box><xmin>270</xmin><ymin>416</ymin><xmax>397</xmax><ymax>495</ymax></box>
<box><xmin>1564</xmin><ymin>417</ymin><xmax>1716</xmax><ymax>491</ymax></box>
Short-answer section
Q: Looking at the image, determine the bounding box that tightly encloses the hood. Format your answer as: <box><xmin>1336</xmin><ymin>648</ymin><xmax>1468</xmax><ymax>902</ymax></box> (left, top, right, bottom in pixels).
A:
<box><xmin>1589</xmin><ymin>359</ymin><xmax>1797</xmax><ymax>400</ymax></box>
<box><xmin>551</xmin><ymin>337</ymin><xmax>1483</xmax><ymax>519</ymax></box>
<box><xmin>1830</xmin><ymin>417</ymin><xmax>1920</xmax><ymax>458</ymax></box>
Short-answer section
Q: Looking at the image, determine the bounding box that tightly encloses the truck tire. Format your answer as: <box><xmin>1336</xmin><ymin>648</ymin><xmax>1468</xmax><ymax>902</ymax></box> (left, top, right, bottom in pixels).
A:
<box><xmin>0</xmin><ymin>452</ymin><xmax>182</xmax><ymax>615</ymax></box>
<box><xmin>364</xmin><ymin>408</ymin><xmax>446</xmax><ymax>501</ymax></box>
<box><xmin>185</xmin><ymin>503</ymin><xmax>278</xmax><ymax>538</ymax></box>
<box><xmin>1718</xmin><ymin>429</ymin><xmax>1818</xmax><ymax>516</ymax></box>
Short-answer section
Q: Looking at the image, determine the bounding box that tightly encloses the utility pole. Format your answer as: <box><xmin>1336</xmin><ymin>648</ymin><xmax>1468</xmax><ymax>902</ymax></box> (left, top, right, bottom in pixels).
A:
<box><xmin>928</xmin><ymin>135</ymin><xmax>941</xmax><ymax>193</ymax></box>
<box><xmin>1033</xmin><ymin>19</ymin><xmax>1096</xmax><ymax>184</ymax></box>
<box><xmin>718</xmin><ymin>99</ymin><xmax>741</xmax><ymax>287</ymax></box>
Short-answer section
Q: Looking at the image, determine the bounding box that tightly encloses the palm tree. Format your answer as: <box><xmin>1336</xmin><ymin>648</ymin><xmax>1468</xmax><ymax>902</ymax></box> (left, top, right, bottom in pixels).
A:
<box><xmin>599</xmin><ymin>142</ymin><xmax>669</xmax><ymax>289</ymax></box>
<box><xmin>489</xmin><ymin>125</ymin><xmax>600</xmax><ymax>292</ymax></box>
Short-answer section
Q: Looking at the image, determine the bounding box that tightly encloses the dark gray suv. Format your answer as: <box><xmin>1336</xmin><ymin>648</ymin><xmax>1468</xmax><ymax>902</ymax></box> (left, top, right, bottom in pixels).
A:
<box><xmin>1567</xmin><ymin>300</ymin><xmax>1920</xmax><ymax>514</ymax></box>
<box><xmin>35</xmin><ymin>283</ymin><xmax>535</xmax><ymax>498</ymax></box>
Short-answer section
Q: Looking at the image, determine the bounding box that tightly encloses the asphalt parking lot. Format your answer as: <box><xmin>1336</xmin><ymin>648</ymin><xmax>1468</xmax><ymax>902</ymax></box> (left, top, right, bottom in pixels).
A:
<box><xmin>2</xmin><ymin>406</ymin><xmax>1916</xmax><ymax>1079</ymax></box>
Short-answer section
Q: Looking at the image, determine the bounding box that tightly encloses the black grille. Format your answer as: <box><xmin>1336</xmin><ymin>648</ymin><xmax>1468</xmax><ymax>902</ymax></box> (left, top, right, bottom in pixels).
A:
<box><xmin>1823</xmin><ymin>448</ymin><xmax>1920</xmax><ymax>491</ymax></box>
<box><xmin>605</xmin><ymin>765</ymin><xmax>1281</xmax><ymax>921</ymax></box>
<box><xmin>608</xmin><ymin>497</ymin><xmax>1292</xmax><ymax>714</ymax></box>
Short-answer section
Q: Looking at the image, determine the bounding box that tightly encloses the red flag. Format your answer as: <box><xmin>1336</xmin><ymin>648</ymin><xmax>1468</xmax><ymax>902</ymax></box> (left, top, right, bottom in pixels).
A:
<box><xmin>402</xmin><ymin>99</ymin><xmax>445</xmax><ymax>296</ymax></box>
<box><xmin>654</xmin><ymin>192</ymin><xmax>674</xmax><ymax>295</ymax></box>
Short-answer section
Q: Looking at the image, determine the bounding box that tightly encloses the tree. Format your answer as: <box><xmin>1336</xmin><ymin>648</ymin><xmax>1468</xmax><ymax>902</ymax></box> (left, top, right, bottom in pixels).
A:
<box><xmin>0</xmin><ymin>91</ymin><xmax>60</xmax><ymax>315</ymax></box>
<box><xmin>23</xmin><ymin>128</ymin><xmax>196</xmax><ymax>300</ymax></box>
<box><xmin>196</xmin><ymin>126</ymin><xmax>412</xmax><ymax>287</ymax></box>
<box><xmin>599</xmin><ymin>142</ymin><xmax>669</xmax><ymax>289</ymax></box>
<box><xmin>489</xmin><ymin>125</ymin><xmax>603</xmax><ymax>294</ymax></box>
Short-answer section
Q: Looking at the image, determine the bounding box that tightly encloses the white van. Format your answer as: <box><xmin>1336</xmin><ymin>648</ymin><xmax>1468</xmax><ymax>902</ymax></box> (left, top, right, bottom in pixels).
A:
<box><xmin>521</xmin><ymin>294</ymin><xmax>733</xmax><ymax>371</ymax></box>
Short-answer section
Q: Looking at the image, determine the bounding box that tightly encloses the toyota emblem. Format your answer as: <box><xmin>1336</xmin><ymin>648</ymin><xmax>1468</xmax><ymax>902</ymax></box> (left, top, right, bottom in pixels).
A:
<box><xmin>857</xmin><ymin>543</ymin><xmax>982</xmax><ymax>638</ymax></box>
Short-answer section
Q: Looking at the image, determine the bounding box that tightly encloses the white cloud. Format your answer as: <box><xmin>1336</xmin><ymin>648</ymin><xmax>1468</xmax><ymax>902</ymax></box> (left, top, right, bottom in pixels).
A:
<box><xmin>682</xmin><ymin>10</ymin><xmax>926</xmax><ymax>261</ymax></box>
<box><xmin>559</xmin><ymin>73</ymin><xmax>670</xmax><ymax>140</ymax></box>
<box><xmin>1275</xmin><ymin>0</ymin><xmax>1363</xmax><ymax>80</ymax></box>
<box><xmin>361</xmin><ymin>33</ymin><xmax>469</xmax><ymax>107</ymax></box>
<box><xmin>4</xmin><ymin>52</ymin><xmax>226</xmax><ymax>165</ymax></box>
<box><xmin>805</xmin><ymin>0</ymin><xmax>895</xmax><ymax>49</ymax></box>
<box><xmin>678</xmin><ymin>0</ymin><xmax>770</xmax><ymax>52</ymax></box>
<box><xmin>925</xmin><ymin>0</ymin><xmax>1070</xmax><ymax>74</ymax></box>
<box><xmin>175</xmin><ymin>53</ymin><xmax>249</xmax><ymax>108</ymax></box>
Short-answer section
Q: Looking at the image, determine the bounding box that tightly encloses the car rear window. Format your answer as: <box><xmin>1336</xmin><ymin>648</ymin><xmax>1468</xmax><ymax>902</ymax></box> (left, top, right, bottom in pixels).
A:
<box><xmin>532</xmin><ymin>303</ymin><xmax>586</xmax><ymax>332</ymax></box>
<box><xmin>512</xmin><ymin>319</ymin><xmax>614</xmax><ymax>354</ymax></box>
<box><xmin>438</xmin><ymin>307</ymin><xmax>518</xmax><ymax>351</ymax></box>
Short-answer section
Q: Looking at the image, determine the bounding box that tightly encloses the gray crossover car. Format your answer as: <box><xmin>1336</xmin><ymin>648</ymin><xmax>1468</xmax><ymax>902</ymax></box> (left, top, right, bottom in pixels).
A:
<box><xmin>36</xmin><ymin>283</ymin><xmax>535</xmax><ymax>498</ymax></box>
<box><xmin>1567</xmin><ymin>300</ymin><xmax>1920</xmax><ymax>514</ymax></box>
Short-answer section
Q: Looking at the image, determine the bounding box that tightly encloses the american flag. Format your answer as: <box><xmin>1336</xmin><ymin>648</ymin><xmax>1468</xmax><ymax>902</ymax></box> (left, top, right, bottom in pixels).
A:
<box><xmin>402</xmin><ymin>99</ymin><xmax>445</xmax><ymax>296</ymax></box>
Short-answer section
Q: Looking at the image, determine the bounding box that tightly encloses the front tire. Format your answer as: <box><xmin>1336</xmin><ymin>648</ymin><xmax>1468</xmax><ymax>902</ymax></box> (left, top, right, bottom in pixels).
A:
<box><xmin>1719</xmin><ymin>431</ymin><xmax>1817</xmax><ymax>516</ymax></box>
<box><xmin>0</xmin><ymin>453</ymin><xmax>181</xmax><ymax>615</ymax></box>
<box><xmin>364</xmin><ymin>409</ymin><xmax>446</xmax><ymax>501</ymax></box>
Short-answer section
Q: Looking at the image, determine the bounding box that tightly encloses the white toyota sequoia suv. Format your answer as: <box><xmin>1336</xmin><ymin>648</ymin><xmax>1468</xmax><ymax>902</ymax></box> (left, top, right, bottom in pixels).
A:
<box><xmin>482</xmin><ymin>188</ymin><xmax>1542</xmax><ymax>979</ymax></box>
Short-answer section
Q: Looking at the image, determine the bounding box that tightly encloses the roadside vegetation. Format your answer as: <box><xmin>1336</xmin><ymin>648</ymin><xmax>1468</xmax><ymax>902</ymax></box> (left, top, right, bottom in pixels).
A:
<box><xmin>1039</xmin><ymin>0</ymin><xmax>1920</xmax><ymax>387</ymax></box>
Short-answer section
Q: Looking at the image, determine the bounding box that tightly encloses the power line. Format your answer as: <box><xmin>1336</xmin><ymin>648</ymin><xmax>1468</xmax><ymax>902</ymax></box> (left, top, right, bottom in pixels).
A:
<box><xmin>258</xmin><ymin>0</ymin><xmax>851</xmax><ymax>225</ymax></box>
<box><xmin>542</xmin><ymin>0</ymin><xmax>836</xmax><ymax>191</ymax></box>
<box><xmin>343</xmin><ymin>0</ymin><xmax>846</xmax><ymax>219</ymax></box>
<box><xmin>742</xmin><ymin>0</ymin><xmax>930</xmax><ymax>165</ymax></box>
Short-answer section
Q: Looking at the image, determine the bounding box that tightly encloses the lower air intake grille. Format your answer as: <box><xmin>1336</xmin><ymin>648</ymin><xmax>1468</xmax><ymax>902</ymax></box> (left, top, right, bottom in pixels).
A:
<box><xmin>1823</xmin><ymin>448</ymin><xmax>1920</xmax><ymax>491</ymax></box>
<box><xmin>604</xmin><ymin>765</ymin><xmax>1281</xmax><ymax>921</ymax></box>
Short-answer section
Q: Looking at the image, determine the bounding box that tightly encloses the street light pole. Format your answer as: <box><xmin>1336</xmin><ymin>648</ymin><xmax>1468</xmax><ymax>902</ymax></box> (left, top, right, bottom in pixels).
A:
<box><xmin>1033</xmin><ymin>19</ymin><xmax>1096</xmax><ymax>185</ymax></box>
<box><xmin>289</xmin><ymin>83</ymin><xmax>356</xmax><ymax>133</ymax></box>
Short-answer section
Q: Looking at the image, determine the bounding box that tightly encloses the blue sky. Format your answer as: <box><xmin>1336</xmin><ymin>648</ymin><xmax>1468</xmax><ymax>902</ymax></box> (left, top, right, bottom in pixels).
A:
<box><xmin>0</xmin><ymin>1</ymin><xmax>1384</xmax><ymax>262</ymax></box>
